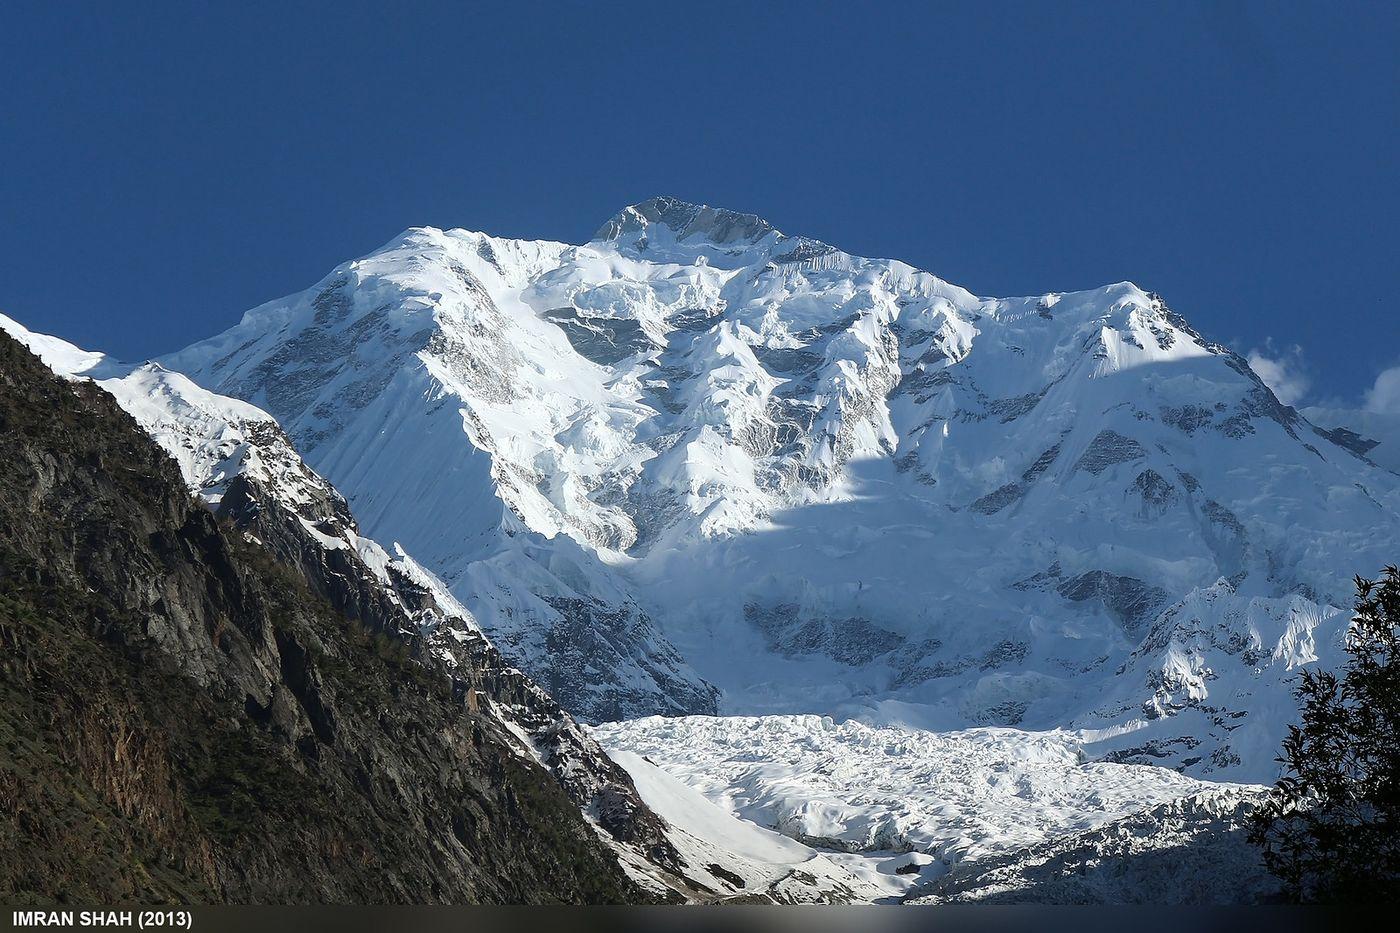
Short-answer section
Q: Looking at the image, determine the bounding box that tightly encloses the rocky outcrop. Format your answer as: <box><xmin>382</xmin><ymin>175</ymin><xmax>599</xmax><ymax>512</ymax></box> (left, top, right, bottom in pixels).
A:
<box><xmin>217</xmin><ymin>470</ymin><xmax>685</xmax><ymax>877</ymax></box>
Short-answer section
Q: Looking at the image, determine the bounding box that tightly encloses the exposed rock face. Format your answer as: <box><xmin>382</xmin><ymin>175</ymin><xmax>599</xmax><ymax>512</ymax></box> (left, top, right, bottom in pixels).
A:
<box><xmin>1056</xmin><ymin>571</ymin><xmax>1169</xmax><ymax>633</ymax></box>
<box><xmin>0</xmin><ymin>329</ymin><xmax>647</xmax><ymax>904</ymax></box>
<box><xmin>1304</xmin><ymin>406</ymin><xmax>1400</xmax><ymax>472</ymax></box>
<box><xmin>214</xmin><ymin>458</ymin><xmax>685</xmax><ymax>878</ymax></box>
<box><xmin>1072</xmin><ymin>430</ymin><xmax>1147</xmax><ymax>475</ymax></box>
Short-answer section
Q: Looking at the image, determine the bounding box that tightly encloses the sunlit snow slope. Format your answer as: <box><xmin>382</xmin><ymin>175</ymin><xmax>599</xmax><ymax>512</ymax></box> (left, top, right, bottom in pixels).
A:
<box><xmin>162</xmin><ymin>198</ymin><xmax>1400</xmax><ymax>781</ymax></box>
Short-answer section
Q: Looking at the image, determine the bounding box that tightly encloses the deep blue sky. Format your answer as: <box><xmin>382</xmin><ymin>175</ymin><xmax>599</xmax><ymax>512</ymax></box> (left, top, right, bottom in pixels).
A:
<box><xmin>2</xmin><ymin>1</ymin><xmax>1397</xmax><ymax>407</ymax></box>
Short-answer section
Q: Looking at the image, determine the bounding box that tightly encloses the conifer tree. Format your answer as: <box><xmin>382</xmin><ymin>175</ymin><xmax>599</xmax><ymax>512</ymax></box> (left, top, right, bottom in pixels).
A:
<box><xmin>1251</xmin><ymin>566</ymin><xmax>1400</xmax><ymax>901</ymax></box>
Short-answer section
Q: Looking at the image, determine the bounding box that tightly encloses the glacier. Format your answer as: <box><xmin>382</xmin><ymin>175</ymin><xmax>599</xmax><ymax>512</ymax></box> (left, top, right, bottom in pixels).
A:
<box><xmin>593</xmin><ymin>714</ymin><xmax>1234</xmax><ymax>865</ymax></box>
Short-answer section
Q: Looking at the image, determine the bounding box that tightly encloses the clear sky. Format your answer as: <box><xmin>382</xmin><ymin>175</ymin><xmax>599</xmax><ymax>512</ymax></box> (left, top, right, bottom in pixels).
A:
<box><xmin>2</xmin><ymin>0</ymin><xmax>1397</xmax><ymax>410</ymax></box>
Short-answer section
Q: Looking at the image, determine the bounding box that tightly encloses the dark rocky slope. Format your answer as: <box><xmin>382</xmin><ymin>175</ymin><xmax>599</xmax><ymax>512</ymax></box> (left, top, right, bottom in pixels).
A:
<box><xmin>209</xmin><ymin>423</ymin><xmax>684</xmax><ymax>884</ymax></box>
<box><xmin>0</xmin><ymin>330</ymin><xmax>648</xmax><ymax>904</ymax></box>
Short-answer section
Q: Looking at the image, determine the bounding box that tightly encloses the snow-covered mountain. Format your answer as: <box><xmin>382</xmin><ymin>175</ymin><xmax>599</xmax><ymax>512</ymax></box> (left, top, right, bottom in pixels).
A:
<box><xmin>156</xmin><ymin>197</ymin><xmax>1398</xmax><ymax>787</ymax></box>
<box><xmin>9</xmin><ymin>197</ymin><xmax>1395</xmax><ymax>902</ymax></box>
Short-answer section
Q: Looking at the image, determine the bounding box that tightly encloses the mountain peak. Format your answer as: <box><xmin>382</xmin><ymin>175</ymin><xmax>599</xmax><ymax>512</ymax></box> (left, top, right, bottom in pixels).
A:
<box><xmin>593</xmin><ymin>196</ymin><xmax>784</xmax><ymax>248</ymax></box>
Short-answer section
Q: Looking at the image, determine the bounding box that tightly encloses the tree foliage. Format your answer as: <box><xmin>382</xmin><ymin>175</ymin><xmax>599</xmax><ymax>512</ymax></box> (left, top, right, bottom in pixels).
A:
<box><xmin>1251</xmin><ymin>566</ymin><xmax>1400</xmax><ymax>902</ymax></box>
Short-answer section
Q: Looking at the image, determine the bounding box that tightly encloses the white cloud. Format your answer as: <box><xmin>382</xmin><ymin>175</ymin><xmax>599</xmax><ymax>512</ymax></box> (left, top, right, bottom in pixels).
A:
<box><xmin>1246</xmin><ymin>342</ymin><xmax>1311</xmax><ymax>406</ymax></box>
<box><xmin>1364</xmin><ymin>364</ymin><xmax>1400</xmax><ymax>414</ymax></box>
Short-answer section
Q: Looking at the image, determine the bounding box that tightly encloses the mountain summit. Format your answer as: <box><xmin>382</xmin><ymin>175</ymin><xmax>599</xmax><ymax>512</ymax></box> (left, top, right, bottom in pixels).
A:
<box><xmin>597</xmin><ymin>196</ymin><xmax>781</xmax><ymax>244</ymax></box>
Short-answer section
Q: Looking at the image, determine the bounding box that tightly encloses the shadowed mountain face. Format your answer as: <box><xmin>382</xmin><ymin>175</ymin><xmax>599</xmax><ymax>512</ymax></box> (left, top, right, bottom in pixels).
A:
<box><xmin>159</xmin><ymin>198</ymin><xmax>1400</xmax><ymax>782</ymax></box>
<box><xmin>0</xmin><ymin>329</ymin><xmax>647</xmax><ymax>904</ymax></box>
